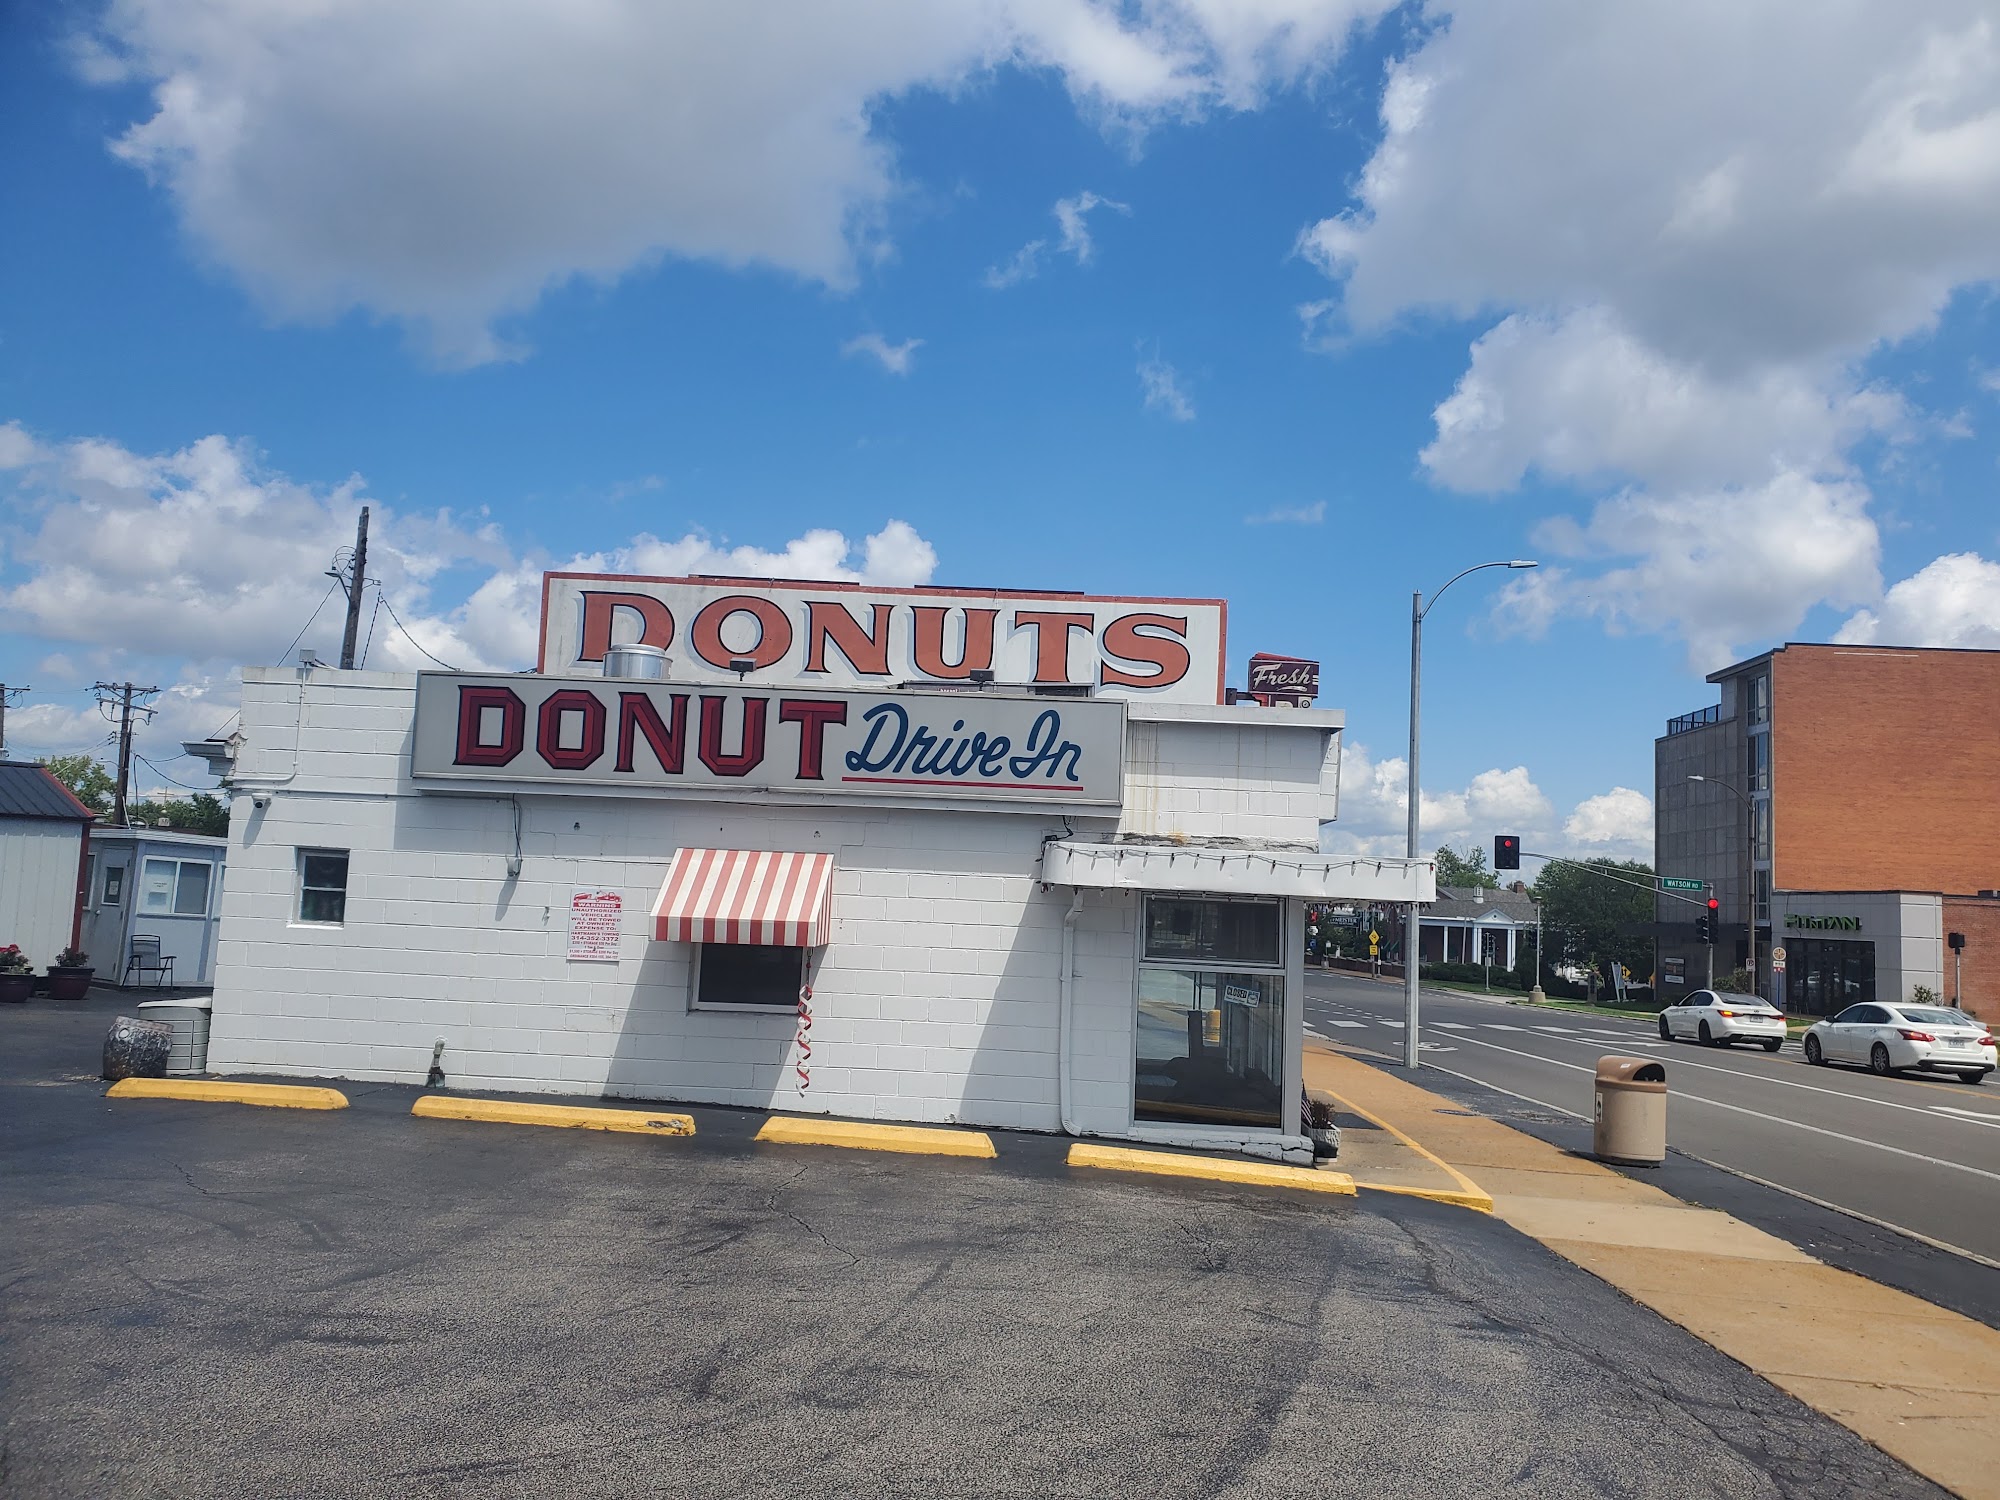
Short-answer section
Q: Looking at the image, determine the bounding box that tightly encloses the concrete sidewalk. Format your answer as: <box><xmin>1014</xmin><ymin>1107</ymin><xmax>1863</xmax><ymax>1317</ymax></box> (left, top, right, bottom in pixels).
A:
<box><xmin>1306</xmin><ymin>1040</ymin><xmax>2000</xmax><ymax>1500</ymax></box>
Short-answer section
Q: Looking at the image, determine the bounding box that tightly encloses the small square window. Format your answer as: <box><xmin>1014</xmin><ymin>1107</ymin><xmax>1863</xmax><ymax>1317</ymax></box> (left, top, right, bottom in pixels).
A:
<box><xmin>102</xmin><ymin>864</ymin><xmax>124</xmax><ymax>907</ymax></box>
<box><xmin>298</xmin><ymin>849</ymin><xmax>350</xmax><ymax>925</ymax></box>
<box><xmin>693</xmin><ymin>943</ymin><xmax>803</xmax><ymax>1010</ymax></box>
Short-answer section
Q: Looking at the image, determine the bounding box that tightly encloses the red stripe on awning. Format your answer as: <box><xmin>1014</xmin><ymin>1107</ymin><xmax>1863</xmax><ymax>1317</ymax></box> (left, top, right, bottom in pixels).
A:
<box><xmin>652</xmin><ymin>848</ymin><xmax>835</xmax><ymax>947</ymax></box>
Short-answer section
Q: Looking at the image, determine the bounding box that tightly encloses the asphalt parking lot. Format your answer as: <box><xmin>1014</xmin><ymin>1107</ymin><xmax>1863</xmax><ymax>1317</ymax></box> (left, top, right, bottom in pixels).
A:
<box><xmin>2</xmin><ymin>996</ymin><xmax>1946</xmax><ymax>1499</ymax></box>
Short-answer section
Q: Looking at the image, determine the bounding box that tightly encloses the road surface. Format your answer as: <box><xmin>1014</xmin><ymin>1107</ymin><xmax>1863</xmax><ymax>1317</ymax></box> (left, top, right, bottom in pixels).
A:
<box><xmin>1305</xmin><ymin>970</ymin><xmax>2000</xmax><ymax>1269</ymax></box>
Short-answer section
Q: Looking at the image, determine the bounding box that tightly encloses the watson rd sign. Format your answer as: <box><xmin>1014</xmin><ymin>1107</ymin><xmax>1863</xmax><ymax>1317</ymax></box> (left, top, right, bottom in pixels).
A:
<box><xmin>537</xmin><ymin>574</ymin><xmax>1226</xmax><ymax>704</ymax></box>
<box><xmin>410</xmin><ymin>672</ymin><xmax>1126</xmax><ymax>810</ymax></box>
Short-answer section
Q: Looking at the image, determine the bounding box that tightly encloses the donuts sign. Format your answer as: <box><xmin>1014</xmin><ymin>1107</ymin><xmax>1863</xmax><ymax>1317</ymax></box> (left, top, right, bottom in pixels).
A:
<box><xmin>537</xmin><ymin>573</ymin><xmax>1227</xmax><ymax>704</ymax></box>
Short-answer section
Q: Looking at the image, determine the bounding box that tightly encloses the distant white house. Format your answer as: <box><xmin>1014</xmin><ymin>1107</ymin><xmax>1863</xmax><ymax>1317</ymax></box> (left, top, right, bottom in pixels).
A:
<box><xmin>0</xmin><ymin>761</ymin><xmax>96</xmax><ymax>970</ymax></box>
<box><xmin>1419</xmin><ymin>885</ymin><xmax>1539</xmax><ymax>969</ymax></box>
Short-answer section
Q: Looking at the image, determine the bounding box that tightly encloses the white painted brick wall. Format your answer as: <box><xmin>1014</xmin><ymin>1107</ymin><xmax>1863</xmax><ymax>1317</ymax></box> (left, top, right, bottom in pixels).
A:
<box><xmin>210</xmin><ymin>669</ymin><xmax>1328</xmax><ymax>1137</ymax></box>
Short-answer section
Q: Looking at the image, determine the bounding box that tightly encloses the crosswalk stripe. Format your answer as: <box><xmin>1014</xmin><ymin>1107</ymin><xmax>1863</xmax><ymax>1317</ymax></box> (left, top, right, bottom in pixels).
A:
<box><xmin>1433</xmin><ymin>1022</ymin><xmax>1471</xmax><ymax>1030</ymax></box>
<box><xmin>1325</xmin><ymin>1020</ymin><xmax>1367</xmax><ymax>1028</ymax></box>
<box><xmin>1483</xmin><ymin>1024</ymin><xmax>1526</xmax><ymax>1031</ymax></box>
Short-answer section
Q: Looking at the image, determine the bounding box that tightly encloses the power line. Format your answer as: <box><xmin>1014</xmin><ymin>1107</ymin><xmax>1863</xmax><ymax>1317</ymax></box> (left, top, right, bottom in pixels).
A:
<box><xmin>134</xmin><ymin>754</ymin><xmax>216</xmax><ymax>794</ymax></box>
<box><xmin>376</xmin><ymin>595</ymin><xmax>458</xmax><ymax>670</ymax></box>
<box><xmin>359</xmin><ymin>589</ymin><xmax>385</xmax><ymax>669</ymax></box>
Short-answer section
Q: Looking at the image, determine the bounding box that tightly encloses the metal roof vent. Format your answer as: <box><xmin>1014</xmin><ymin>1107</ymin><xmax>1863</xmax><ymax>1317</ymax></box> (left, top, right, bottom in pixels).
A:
<box><xmin>603</xmin><ymin>644</ymin><xmax>670</xmax><ymax>681</ymax></box>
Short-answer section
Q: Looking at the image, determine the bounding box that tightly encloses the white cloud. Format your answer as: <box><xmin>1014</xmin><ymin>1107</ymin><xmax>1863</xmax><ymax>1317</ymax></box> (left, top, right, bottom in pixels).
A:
<box><xmin>1052</xmin><ymin>190</ymin><xmax>1130</xmax><ymax>263</ymax></box>
<box><xmin>1319</xmin><ymin>740</ymin><xmax>1554</xmax><ymax>858</ymax></box>
<box><xmin>1834</xmin><ymin>551</ymin><xmax>2000</xmax><ymax>647</ymax></box>
<box><xmin>1495</xmin><ymin>470</ymin><xmax>1882</xmax><ymax>670</ymax></box>
<box><xmin>1302</xmin><ymin>0</ymin><xmax>2000</xmax><ymax>666</ymax></box>
<box><xmin>841</xmin><ymin>332</ymin><xmax>923</xmax><ymax>375</ymax></box>
<box><xmin>982</xmin><ymin>241</ymin><xmax>1046</xmax><ymax>289</ymax></box>
<box><xmin>1138</xmin><ymin>354</ymin><xmax>1195</xmax><ymax>421</ymax></box>
<box><xmin>1304</xmin><ymin>1</ymin><xmax>2000</xmax><ymax>370</ymax></box>
<box><xmin>0</xmin><ymin>421</ymin><xmax>941</xmax><ymax>766</ymax></box>
<box><xmin>87</xmin><ymin>0</ymin><xmax>1392</xmax><ymax>362</ymax></box>
<box><xmin>1244</xmin><ymin>500</ymin><xmax>1326</xmax><ymax>525</ymax></box>
<box><xmin>986</xmin><ymin>187</ymin><xmax>1132</xmax><ymax>290</ymax></box>
<box><xmin>1422</xmin><ymin>309</ymin><xmax>1908</xmax><ymax>495</ymax></box>
<box><xmin>1564</xmin><ymin>787</ymin><xmax>1654</xmax><ymax>860</ymax></box>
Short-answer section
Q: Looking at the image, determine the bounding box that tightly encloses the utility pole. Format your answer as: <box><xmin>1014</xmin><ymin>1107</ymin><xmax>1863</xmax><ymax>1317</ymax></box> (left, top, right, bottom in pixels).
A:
<box><xmin>338</xmin><ymin>505</ymin><xmax>371</xmax><ymax>670</ymax></box>
<box><xmin>0</xmin><ymin>683</ymin><xmax>24</xmax><ymax>759</ymax></box>
<box><xmin>93</xmin><ymin>682</ymin><xmax>159</xmax><ymax>825</ymax></box>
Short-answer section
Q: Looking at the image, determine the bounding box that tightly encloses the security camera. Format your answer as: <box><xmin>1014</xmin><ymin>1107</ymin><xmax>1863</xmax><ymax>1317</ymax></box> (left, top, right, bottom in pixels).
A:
<box><xmin>251</xmin><ymin>793</ymin><xmax>271</xmax><ymax>810</ymax></box>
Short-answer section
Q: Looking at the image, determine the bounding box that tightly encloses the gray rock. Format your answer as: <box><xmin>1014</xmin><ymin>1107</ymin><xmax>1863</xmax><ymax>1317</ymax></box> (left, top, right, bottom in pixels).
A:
<box><xmin>102</xmin><ymin>1016</ymin><xmax>173</xmax><ymax>1080</ymax></box>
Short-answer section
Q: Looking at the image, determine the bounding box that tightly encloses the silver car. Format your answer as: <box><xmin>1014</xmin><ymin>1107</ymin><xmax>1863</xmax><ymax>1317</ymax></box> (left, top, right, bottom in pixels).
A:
<box><xmin>1802</xmin><ymin>1002</ymin><xmax>1995</xmax><ymax>1083</ymax></box>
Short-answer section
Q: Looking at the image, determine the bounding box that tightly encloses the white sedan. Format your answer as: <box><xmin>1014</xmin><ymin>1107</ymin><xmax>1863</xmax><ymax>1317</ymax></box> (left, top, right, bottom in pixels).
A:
<box><xmin>1802</xmin><ymin>1003</ymin><xmax>1996</xmax><ymax>1083</ymax></box>
<box><xmin>1658</xmin><ymin>989</ymin><xmax>1787</xmax><ymax>1050</ymax></box>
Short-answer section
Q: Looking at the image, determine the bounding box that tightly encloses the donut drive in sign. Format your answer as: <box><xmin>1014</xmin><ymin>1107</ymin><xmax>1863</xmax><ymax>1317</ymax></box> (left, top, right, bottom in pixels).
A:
<box><xmin>410</xmin><ymin>672</ymin><xmax>1126</xmax><ymax>809</ymax></box>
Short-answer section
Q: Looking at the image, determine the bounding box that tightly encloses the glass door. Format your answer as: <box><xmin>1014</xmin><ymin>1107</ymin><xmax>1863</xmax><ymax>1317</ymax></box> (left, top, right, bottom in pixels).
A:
<box><xmin>1134</xmin><ymin>896</ymin><xmax>1286</xmax><ymax>1129</ymax></box>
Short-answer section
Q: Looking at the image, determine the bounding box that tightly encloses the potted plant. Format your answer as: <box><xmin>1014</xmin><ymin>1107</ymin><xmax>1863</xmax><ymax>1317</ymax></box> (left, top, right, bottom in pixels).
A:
<box><xmin>1303</xmin><ymin>1091</ymin><xmax>1341</xmax><ymax>1160</ymax></box>
<box><xmin>0</xmin><ymin>944</ymin><xmax>33</xmax><ymax>1004</ymax></box>
<box><xmin>47</xmin><ymin>946</ymin><xmax>94</xmax><ymax>1001</ymax></box>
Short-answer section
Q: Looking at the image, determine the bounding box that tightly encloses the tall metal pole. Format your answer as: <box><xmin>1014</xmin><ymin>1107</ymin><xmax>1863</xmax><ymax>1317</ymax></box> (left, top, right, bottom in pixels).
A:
<box><xmin>339</xmin><ymin>505</ymin><xmax>371</xmax><ymax>670</ymax></box>
<box><xmin>1404</xmin><ymin>590</ymin><xmax>1423</xmax><ymax>1069</ymax></box>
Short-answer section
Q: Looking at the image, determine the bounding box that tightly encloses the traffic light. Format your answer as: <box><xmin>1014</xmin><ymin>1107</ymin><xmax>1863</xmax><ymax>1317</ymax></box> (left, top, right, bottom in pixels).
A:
<box><xmin>1494</xmin><ymin>834</ymin><xmax>1521</xmax><ymax>870</ymax></box>
<box><xmin>1697</xmin><ymin>897</ymin><xmax>1719</xmax><ymax>944</ymax></box>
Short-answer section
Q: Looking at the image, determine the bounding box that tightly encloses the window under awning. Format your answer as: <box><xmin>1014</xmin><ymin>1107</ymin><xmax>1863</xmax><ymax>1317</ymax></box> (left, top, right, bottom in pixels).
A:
<box><xmin>1041</xmin><ymin>839</ymin><xmax>1434</xmax><ymax>904</ymax></box>
<box><xmin>652</xmin><ymin>848</ymin><xmax>835</xmax><ymax>947</ymax></box>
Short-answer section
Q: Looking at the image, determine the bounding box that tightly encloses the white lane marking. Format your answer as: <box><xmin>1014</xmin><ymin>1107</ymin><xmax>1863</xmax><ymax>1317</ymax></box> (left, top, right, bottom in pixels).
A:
<box><xmin>1933</xmin><ymin>1106</ymin><xmax>2000</xmax><ymax>1129</ymax></box>
<box><xmin>1521</xmin><ymin>1031</ymin><xmax>2000</xmax><ymax>1127</ymax></box>
<box><xmin>1433</xmin><ymin>1022</ymin><xmax>1471</xmax><ymax>1030</ymax></box>
<box><xmin>1379</xmin><ymin>1021</ymin><xmax>1405</xmax><ymax>1029</ymax></box>
<box><xmin>1325</xmin><ymin>1020</ymin><xmax>1367</xmax><ymax>1029</ymax></box>
<box><xmin>1449</xmin><ymin>1034</ymin><xmax>2000</xmax><ymax>1183</ymax></box>
<box><xmin>1531</xmin><ymin>1026</ymin><xmax>1577</xmax><ymax>1035</ymax></box>
<box><xmin>1483</xmin><ymin>1024</ymin><xmax>1527</xmax><ymax>1032</ymax></box>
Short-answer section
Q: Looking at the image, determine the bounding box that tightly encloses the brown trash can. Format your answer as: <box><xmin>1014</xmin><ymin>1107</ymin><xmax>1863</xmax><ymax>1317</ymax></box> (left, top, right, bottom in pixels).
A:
<box><xmin>1593</xmin><ymin>1056</ymin><xmax>1667</xmax><ymax>1166</ymax></box>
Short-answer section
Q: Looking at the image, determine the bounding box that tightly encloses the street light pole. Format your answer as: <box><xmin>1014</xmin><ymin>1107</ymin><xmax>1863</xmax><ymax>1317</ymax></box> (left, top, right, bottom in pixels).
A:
<box><xmin>1403</xmin><ymin>559</ymin><xmax>1538</xmax><ymax>1069</ymax></box>
<box><xmin>1688</xmin><ymin>775</ymin><xmax>1757</xmax><ymax>996</ymax></box>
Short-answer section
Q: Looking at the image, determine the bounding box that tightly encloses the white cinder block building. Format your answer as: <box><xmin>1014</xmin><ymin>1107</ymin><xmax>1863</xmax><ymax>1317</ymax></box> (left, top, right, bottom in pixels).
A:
<box><xmin>206</xmin><ymin>575</ymin><xmax>1430</xmax><ymax>1160</ymax></box>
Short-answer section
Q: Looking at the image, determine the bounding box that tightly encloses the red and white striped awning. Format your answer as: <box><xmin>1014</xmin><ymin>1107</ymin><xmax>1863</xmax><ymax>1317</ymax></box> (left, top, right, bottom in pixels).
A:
<box><xmin>651</xmin><ymin>848</ymin><xmax>835</xmax><ymax>947</ymax></box>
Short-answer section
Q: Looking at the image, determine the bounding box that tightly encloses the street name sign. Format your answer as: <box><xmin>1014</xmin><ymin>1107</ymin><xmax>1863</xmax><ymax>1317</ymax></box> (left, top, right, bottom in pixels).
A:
<box><xmin>1659</xmin><ymin>877</ymin><xmax>1706</xmax><ymax>891</ymax></box>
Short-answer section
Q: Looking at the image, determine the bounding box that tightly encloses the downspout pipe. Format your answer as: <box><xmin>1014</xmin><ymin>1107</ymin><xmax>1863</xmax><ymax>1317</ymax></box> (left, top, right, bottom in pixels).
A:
<box><xmin>1059</xmin><ymin>889</ymin><xmax>1084</xmax><ymax>1137</ymax></box>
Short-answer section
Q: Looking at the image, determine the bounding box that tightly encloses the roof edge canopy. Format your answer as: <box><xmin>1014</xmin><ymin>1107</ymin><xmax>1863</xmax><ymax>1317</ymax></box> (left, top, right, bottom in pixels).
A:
<box><xmin>1041</xmin><ymin>840</ymin><xmax>1435</xmax><ymax>903</ymax></box>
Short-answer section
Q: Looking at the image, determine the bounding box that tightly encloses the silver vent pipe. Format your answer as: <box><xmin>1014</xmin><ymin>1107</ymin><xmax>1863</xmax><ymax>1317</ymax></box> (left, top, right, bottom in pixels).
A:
<box><xmin>602</xmin><ymin>644</ymin><xmax>670</xmax><ymax>680</ymax></box>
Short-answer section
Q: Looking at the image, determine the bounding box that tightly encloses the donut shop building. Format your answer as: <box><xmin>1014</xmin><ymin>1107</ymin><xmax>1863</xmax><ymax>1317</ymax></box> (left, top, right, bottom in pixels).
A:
<box><xmin>205</xmin><ymin>574</ymin><xmax>1431</xmax><ymax>1160</ymax></box>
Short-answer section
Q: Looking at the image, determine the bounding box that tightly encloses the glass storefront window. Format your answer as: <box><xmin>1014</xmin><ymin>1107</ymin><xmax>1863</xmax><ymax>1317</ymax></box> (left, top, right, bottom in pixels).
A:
<box><xmin>1143</xmin><ymin>897</ymin><xmax>1281</xmax><ymax>966</ymax></box>
<box><xmin>1785</xmin><ymin>938</ymin><xmax>1874</xmax><ymax>1016</ymax></box>
<box><xmin>1136</xmin><ymin>896</ymin><xmax>1288</xmax><ymax>1130</ymax></box>
<box><xmin>1134</xmin><ymin>967</ymin><xmax>1286</xmax><ymax>1129</ymax></box>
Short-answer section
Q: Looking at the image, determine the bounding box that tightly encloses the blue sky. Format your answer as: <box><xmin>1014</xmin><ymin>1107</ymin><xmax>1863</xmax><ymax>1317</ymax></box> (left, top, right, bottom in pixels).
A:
<box><xmin>3</xmin><ymin>1</ymin><xmax>1997</xmax><ymax>859</ymax></box>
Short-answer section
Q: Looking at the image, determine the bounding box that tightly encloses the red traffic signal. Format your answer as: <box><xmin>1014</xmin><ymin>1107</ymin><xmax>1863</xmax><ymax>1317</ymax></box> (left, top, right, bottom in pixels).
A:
<box><xmin>1697</xmin><ymin>896</ymin><xmax>1719</xmax><ymax>945</ymax></box>
<box><xmin>1494</xmin><ymin>834</ymin><xmax>1521</xmax><ymax>870</ymax></box>
<box><xmin>1707</xmin><ymin>897</ymin><xmax>1720</xmax><ymax>914</ymax></box>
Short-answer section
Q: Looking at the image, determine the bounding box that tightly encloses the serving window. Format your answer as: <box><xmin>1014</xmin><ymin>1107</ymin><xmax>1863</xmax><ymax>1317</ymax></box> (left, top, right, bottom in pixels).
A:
<box><xmin>692</xmin><ymin>943</ymin><xmax>805</xmax><ymax>1012</ymax></box>
<box><xmin>1135</xmin><ymin>896</ymin><xmax>1286</xmax><ymax>1130</ymax></box>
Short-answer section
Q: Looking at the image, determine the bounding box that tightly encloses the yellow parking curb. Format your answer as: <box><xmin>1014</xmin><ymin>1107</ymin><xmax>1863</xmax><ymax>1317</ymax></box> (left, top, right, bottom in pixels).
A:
<box><xmin>106</xmin><ymin>1078</ymin><xmax>349</xmax><ymax>1111</ymax></box>
<box><xmin>1349</xmin><ymin>1180</ymin><xmax>1495</xmax><ymax>1213</ymax></box>
<box><xmin>755</xmin><ymin>1116</ymin><xmax>997</xmax><ymax>1157</ymax></box>
<box><xmin>1068</xmin><ymin>1142</ymin><xmax>1356</xmax><ymax>1196</ymax></box>
<box><xmin>412</xmin><ymin>1095</ymin><xmax>695</xmax><ymax>1135</ymax></box>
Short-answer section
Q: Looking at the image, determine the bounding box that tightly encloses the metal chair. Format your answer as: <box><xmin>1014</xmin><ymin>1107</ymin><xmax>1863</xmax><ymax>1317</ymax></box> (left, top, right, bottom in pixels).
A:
<box><xmin>124</xmin><ymin>934</ymin><xmax>175</xmax><ymax>990</ymax></box>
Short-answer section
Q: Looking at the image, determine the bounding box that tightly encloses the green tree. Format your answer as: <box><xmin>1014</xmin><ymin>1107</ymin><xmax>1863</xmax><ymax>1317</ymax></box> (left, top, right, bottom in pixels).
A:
<box><xmin>126</xmin><ymin>792</ymin><xmax>230</xmax><ymax>838</ymax></box>
<box><xmin>1433</xmin><ymin>843</ymin><xmax>1499</xmax><ymax>890</ymax></box>
<box><xmin>41</xmin><ymin>754</ymin><xmax>114</xmax><ymax>815</ymax></box>
<box><xmin>1530</xmin><ymin>858</ymin><xmax>1655</xmax><ymax>984</ymax></box>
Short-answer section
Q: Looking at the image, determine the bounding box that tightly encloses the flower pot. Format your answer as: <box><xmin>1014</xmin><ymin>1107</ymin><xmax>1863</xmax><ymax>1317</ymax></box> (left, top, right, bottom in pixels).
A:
<box><xmin>47</xmin><ymin>966</ymin><xmax>95</xmax><ymax>1001</ymax></box>
<box><xmin>0</xmin><ymin>973</ymin><xmax>33</xmax><ymax>1004</ymax></box>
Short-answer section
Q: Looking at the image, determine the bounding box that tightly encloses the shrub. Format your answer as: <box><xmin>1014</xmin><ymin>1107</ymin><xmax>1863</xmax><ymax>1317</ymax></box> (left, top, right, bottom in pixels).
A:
<box><xmin>55</xmin><ymin>947</ymin><xmax>89</xmax><ymax>968</ymax></box>
<box><xmin>1910</xmin><ymin>984</ymin><xmax>1941</xmax><ymax>1006</ymax></box>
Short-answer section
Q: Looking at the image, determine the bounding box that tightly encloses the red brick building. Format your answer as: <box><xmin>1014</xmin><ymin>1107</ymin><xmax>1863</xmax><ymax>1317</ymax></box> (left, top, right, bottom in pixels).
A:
<box><xmin>1654</xmin><ymin>644</ymin><xmax>2000</xmax><ymax>1021</ymax></box>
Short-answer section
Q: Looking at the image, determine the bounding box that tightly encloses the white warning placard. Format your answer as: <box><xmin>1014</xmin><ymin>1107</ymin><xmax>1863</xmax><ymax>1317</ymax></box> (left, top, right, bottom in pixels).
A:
<box><xmin>567</xmin><ymin>888</ymin><xmax>624</xmax><ymax>963</ymax></box>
